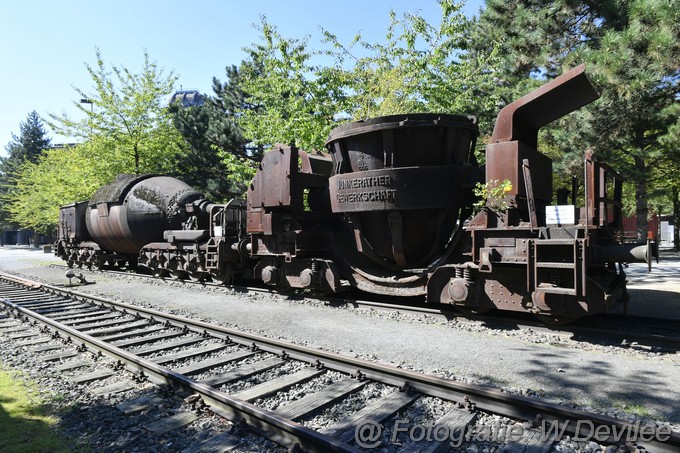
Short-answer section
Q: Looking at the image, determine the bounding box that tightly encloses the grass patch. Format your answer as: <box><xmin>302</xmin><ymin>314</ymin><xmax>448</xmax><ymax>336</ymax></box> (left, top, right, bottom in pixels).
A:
<box><xmin>0</xmin><ymin>364</ymin><xmax>75</xmax><ymax>453</ymax></box>
<box><xmin>614</xmin><ymin>401</ymin><xmax>653</xmax><ymax>418</ymax></box>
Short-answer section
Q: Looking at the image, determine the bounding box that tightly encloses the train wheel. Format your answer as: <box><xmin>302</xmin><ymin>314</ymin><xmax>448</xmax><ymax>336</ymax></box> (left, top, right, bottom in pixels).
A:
<box><xmin>168</xmin><ymin>257</ymin><xmax>186</xmax><ymax>280</ymax></box>
<box><xmin>189</xmin><ymin>272</ymin><xmax>208</xmax><ymax>282</ymax></box>
<box><xmin>210</xmin><ymin>270</ymin><xmax>233</xmax><ymax>285</ymax></box>
<box><xmin>210</xmin><ymin>265</ymin><xmax>234</xmax><ymax>285</ymax></box>
<box><xmin>169</xmin><ymin>269</ymin><xmax>188</xmax><ymax>280</ymax></box>
<box><xmin>534</xmin><ymin>313</ymin><xmax>579</xmax><ymax>325</ymax></box>
<box><xmin>151</xmin><ymin>266</ymin><xmax>168</xmax><ymax>278</ymax></box>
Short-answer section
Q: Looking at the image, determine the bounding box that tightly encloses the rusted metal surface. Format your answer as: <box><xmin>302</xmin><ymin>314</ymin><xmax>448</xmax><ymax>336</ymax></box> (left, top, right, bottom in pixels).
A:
<box><xmin>57</xmin><ymin>201</ymin><xmax>91</xmax><ymax>242</ymax></box>
<box><xmin>326</xmin><ymin>114</ymin><xmax>478</xmax><ymax>273</ymax></box>
<box><xmin>584</xmin><ymin>149</ymin><xmax>624</xmax><ymax>229</ymax></box>
<box><xmin>486</xmin><ymin>141</ymin><xmax>554</xmax><ymax>212</ymax></box>
<box><xmin>246</xmin><ymin>146</ymin><xmax>338</xmax><ymax>291</ymax></box>
<box><xmin>522</xmin><ymin>158</ymin><xmax>538</xmax><ymax>231</ymax></box>
<box><xmin>490</xmin><ymin>64</ymin><xmax>599</xmax><ymax>147</ymax></box>
<box><xmin>449</xmin><ymin>66</ymin><xmax>652</xmax><ymax>322</ymax></box>
<box><xmin>330</xmin><ymin>166</ymin><xmax>472</xmax><ymax>213</ymax></box>
<box><xmin>55</xmin><ymin>201</ymin><xmax>92</xmax><ymax>265</ymax></box>
<box><xmin>247</xmin><ymin>146</ymin><xmax>331</xmax><ymax>216</ymax></box>
<box><xmin>86</xmin><ymin>175</ymin><xmax>204</xmax><ymax>255</ymax></box>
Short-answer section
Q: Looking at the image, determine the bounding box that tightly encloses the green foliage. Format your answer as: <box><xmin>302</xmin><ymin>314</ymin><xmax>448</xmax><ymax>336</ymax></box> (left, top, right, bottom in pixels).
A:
<box><xmin>324</xmin><ymin>0</ymin><xmax>500</xmax><ymax>130</ymax></box>
<box><xmin>168</xmin><ymin>98</ymin><xmax>247</xmax><ymax>200</ymax></box>
<box><xmin>235</xmin><ymin>1</ymin><xmax>500</xmax><ymax>150</ymax></box>
<box><xmin>473</xmin><ymin>179</ymin><xmax>513</xmax><ymax>213</ymax></box>
<box><xmin>472</xmin><ymin>0</ymin><xmax>680</xmax><ymax>240</ymax></box>
<box><xmin>237</xmin><ymin>19</ymin><xmax>345</xmax><ymax>151</ymax></box>
<box><xmin>212</xmin><ymin>64</ymin><xmax>260</xmax><ymax>132</ymax></box>
<box><xmin>217</xmin><ymin>146</ymin><xmax>257</xmax><ymax>198</ymax></box>
<box><xmin>7</xmin><ymin>49</ymin><xmax>183</xmax><ymax>232</ymax></box>
<box><xmin>7</xmin><ymin>139</ymin><xmax>123</xmax><ymax>233</ymax></box>
<box><xmin>3</xmin><ymin>111</ymin><xmax>51</xmax><ymax>166</ymax></box>
<box><xmin>47</xmin><ymin>48</ymin><xmax>183</xmax><ymax>174</ymax></box>
<box><xmin>0</xmin><ymin>111</ymin><xmax>51</xmax><ymax>229</ymax></box>
<box><xmin>583</xmin><ymin>0</ymin><xmax>679</xmax><ymax>235</ymax></box>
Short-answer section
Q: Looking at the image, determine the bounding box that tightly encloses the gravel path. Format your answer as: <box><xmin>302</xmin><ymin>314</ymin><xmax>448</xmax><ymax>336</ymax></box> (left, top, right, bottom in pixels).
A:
<box><xmin>2</xmin><ymin>245</ymin><xmax>680</xmax><ymax>431</ymax></box>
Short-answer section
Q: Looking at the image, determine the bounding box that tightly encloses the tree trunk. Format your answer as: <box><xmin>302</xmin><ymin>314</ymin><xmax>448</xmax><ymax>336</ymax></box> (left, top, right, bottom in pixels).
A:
<box><xmin>634</xmin><ymin>155</ymin><xmax>648</xmax><ymax>241</ymax></box>
<box><xmin>674</xmin><ymin>184</ymin><xmax>679</xmax><ymax>251</ymax></box>
<box><xmin>134</xmin><ymin>143</ymin><xmax>140</xmax><ymax>173</ymax></box>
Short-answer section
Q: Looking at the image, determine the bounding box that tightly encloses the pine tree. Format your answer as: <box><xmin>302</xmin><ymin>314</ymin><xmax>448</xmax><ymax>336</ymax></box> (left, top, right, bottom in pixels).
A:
<box><xmin>585</xmin><ymin>0</ymin><xmax>680</xmax><ymax>240</ymax></box>
<box><xmin>168</xmin><ymin>99</ymin><xmax>248</xmax><ymax>200</ymax></box>
<box><xmin>471</xmin><ymin>0</ymin><xmax>680</xmax><ymax>241</ymax></box>
<box><xmin>168</xmin><ymin>64</ymin><xmax>255</xmax><ymax>201</ymax></box>
<box><xmin>0</xmin><ymin>111</ymin><xmax>51</xmax><ymax>229</ymax></box>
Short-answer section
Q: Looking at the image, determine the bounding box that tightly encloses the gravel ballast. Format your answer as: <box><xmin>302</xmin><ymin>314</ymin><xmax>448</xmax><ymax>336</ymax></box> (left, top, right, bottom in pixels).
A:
<box><xmin>2</xmin><ymin>246</ymin><xmax>680</xmax><ymax>449</ymax></box>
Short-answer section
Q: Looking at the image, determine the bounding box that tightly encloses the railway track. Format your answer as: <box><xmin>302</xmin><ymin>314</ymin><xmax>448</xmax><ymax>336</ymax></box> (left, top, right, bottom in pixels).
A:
<box><xmin>58</xmin><ymin>264</ymin><xmax>680</xmax><ymax>353</ymax></box>
<box><xmin>1</xmin><ymin>271</ymin><xmax>679</xmax><ymax>452</ymax></box>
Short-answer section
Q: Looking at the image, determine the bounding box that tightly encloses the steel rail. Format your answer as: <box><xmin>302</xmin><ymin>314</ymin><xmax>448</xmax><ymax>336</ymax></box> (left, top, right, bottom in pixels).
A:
<box><xmin>0</xmin><ymin>276</ymin><xmax>359</xmax><ymax>453</ymax></box>
<box><xmin>2</xmin><ymin>272</ymin><xmax>679</xmax><ymax>452</ymax></box>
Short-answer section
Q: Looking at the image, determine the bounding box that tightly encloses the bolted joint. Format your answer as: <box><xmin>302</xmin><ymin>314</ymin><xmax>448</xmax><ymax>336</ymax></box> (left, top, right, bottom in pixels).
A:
<box><xmin>447</xmin><ymin>277</ymin><xmax>470</xmax><ymax>302</ymax></box>
<box><xmin>299</xmin><ymin>268</ymin><xmax>314</xmax><ymax>287</ymax></box>
<box><xmin>261</xmin><ymin>266</ymin><xmax>279</xmax><ymax>285</ymax></box>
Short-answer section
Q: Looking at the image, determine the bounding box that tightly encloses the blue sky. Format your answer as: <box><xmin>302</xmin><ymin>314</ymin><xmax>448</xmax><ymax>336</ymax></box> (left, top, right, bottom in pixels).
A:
<box><xmin>0</xmin><ymin>0</ymin><xmax>484</xmax><ymax>157</ymax></box>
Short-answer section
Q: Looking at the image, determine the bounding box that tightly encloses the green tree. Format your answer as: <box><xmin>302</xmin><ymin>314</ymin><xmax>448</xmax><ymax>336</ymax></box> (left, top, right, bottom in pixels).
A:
<box><xmin>234</xmin><ymin>1</ymin><xmax>500</xmax><ymax>151</ymax></box>
<box><xmin>168</xmin><ymin>65</ymin><xmax>259</xmax><ymax>200</ymax></box>
<box><xmin>471</xmin><ymin>0</ymin><xmax>680</xmax><ymax>240</ymax></box>
<box><xmin>3</xmin><ymin>111</ymin><xmax>51</xmax><ymax>165</ymax></box>
<box><xmin>0</xmin><ymin>111</ymin><xmax>51</xmax><ymax>229</ymax></box>
<box><xmin>658</xmin><ymin>102</ymin><xmax>680</xmax><ymax>250</ymax></box>
<box><xmin>212</xmin><ymin>64</ymin><xmax>257</xmax><ymax>135</ymax></box>
<box><xmin>218</xmin><ymin>148</ymin><xmax>258</xmax><ymax>197</ymax></box>
<box><xmin>236</xmin><ymin>19</ymin><xmax>346</xmax><ymax>151</ymax></box>
<box><xmin>48</xmin><ymin>48</ymin><xmax>183</xmax><ymax>174</ymax></box>
<box><xmin>7</xmin><ymin>140</ymin><xmax>116</xmax><ymax>233</ymax></box>
<box><xmin>8</xmin><ymin>49</ymin><xmax>183</xmax><ymax>232</ymax></box>
<box><xmin>212</xmin><ymin>63</ymin><xmax>266</xmax><ymax>162</ymax></box>
<box><xmin>170</xmin><ymin>62</ymin><xmax>279</xmax><ymax>201</ymax></box>
<box><xmin>585</xmin><ymin>0</ymin><xmax>680</xmax><ymax>240</ymax></box>
<box><xmin>168</xmin><ymin>98</ymin><xmax>245</xmax><ymax>200</ymax></box>
<box><xmin>324</xmin><ymin>0</ymin><xmax>500</xmax><ymax>133</ymax></box>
